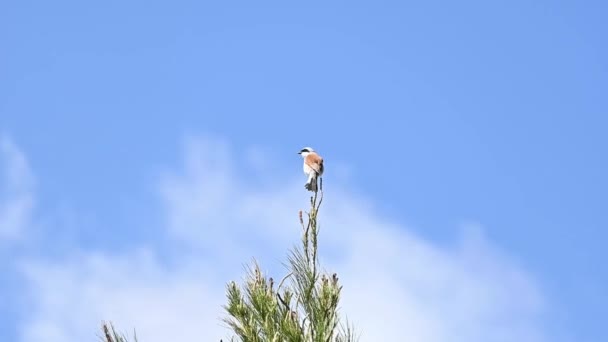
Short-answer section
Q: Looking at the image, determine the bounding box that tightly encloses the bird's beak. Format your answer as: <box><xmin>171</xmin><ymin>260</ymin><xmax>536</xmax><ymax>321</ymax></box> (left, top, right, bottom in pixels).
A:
<box><xmin>297</xmin><ymin>152</ymin><xmax>301</xmax><ymax>154</ymax></box>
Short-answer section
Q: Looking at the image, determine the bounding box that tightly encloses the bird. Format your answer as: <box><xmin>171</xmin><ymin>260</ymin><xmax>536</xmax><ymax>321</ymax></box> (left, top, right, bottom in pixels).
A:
<box><xmin>298</xmin><ymin>147</ymin><xmax>324</xmax><ymax>192</ymax></box>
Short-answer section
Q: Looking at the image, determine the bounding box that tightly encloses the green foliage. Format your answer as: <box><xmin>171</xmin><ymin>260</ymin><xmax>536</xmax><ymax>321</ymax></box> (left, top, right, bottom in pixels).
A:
<box><xmin>223</xmin><ymin>183</ymin><xmax>358</xmax><ymax>342</ymax></box>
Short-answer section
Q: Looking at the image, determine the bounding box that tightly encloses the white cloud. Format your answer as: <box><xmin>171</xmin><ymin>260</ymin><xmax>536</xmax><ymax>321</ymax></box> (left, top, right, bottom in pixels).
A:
<box><xmin>18</xmin><ymin>136</ymin><xmax>546</xmax><ymax>342</ymax></box>
<box><xmin>20</xmin><ymin>248</ymin><xmax>230</xmax><ymax>342</ymax></box>
<box><xmin>0</xmin><ymin>135</ymin><xmax>35</xmax><ymax>241</ymax></box>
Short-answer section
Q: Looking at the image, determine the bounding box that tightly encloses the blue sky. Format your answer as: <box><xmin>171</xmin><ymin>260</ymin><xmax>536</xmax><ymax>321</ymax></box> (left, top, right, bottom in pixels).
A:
<box><xmin>1</xmin><ymin>1</ymin><xmax>607</xmax><ymax>341</ymax></box>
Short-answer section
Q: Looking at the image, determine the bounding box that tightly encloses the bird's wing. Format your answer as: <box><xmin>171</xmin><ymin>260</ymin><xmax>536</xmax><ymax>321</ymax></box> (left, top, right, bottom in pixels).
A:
<box><xmin>305</xmin><ymin>153</ymin><xmax>324</xmax><ymax>175</ymax></box>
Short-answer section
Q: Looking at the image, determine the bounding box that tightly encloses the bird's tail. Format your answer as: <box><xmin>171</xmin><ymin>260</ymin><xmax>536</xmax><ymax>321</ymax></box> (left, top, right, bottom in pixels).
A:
<box><xmin>310</xmin><ymin>176</ymin><xmax>318</xmax><ymax>192</ymax></box>
<box><xmin>306</xmin><ymin>173</ymin><xmax>319</xmax><ymax>192</ymax></box>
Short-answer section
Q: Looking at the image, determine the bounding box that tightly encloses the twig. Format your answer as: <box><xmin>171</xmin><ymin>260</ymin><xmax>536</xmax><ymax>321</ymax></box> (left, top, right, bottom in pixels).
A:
<box><xmin>102</xmin><ymin>322</ymin><xmax>113</xmax><ymax>342</ymax></box>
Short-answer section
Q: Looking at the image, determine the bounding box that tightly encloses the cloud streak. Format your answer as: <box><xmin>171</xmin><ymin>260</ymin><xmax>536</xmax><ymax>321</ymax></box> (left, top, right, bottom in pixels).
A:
<box><xmin>0</xmin><ymin>135</ymin><xmax>35</xmax><ymax>241</ymax></box>
<box><xmin>18</xmin><ymin>136</ymin><xmax>546</xmax><ymax>342</ymax></box>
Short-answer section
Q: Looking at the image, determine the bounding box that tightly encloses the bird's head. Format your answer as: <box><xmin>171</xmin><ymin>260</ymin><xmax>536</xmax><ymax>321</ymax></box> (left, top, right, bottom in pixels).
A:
<box><xmin>298</xmin><ymin>147</ymin><xmax>315</xmax><ymax>158</ymax></box>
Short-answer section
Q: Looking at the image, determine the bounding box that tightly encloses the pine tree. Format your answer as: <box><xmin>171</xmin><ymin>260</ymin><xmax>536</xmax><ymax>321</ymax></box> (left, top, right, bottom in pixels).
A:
<box><xmin>222</xmin><ymin>181</ymin><xmax>357</xmax><ymax>342</ymax></box>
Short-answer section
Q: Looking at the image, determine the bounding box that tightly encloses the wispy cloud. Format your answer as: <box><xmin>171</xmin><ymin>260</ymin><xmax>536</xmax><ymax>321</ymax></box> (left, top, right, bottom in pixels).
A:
<box><xmin>0</xmin><ymin>135</ymin><xmax>35</xmax><ymax>241</ymax></box>
<box><xmin>18</xmin><ymin>136</ymin><xmax>546</xmax><ymax>342</ymax></box>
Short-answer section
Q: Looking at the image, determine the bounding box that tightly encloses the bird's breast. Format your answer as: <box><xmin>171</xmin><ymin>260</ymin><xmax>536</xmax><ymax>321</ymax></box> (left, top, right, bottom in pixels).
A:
<box><xmin>303</xmin><ymin>163</ymin><xmax>312</xmax><ymax>174</ymax></box>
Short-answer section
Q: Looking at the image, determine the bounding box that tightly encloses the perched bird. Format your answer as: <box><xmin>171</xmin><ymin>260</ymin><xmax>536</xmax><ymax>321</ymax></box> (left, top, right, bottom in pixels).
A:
<box><xmin>298</xmin><ymin>147</ymin><xmax>324</xmax><ymax>192</ymax></box>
